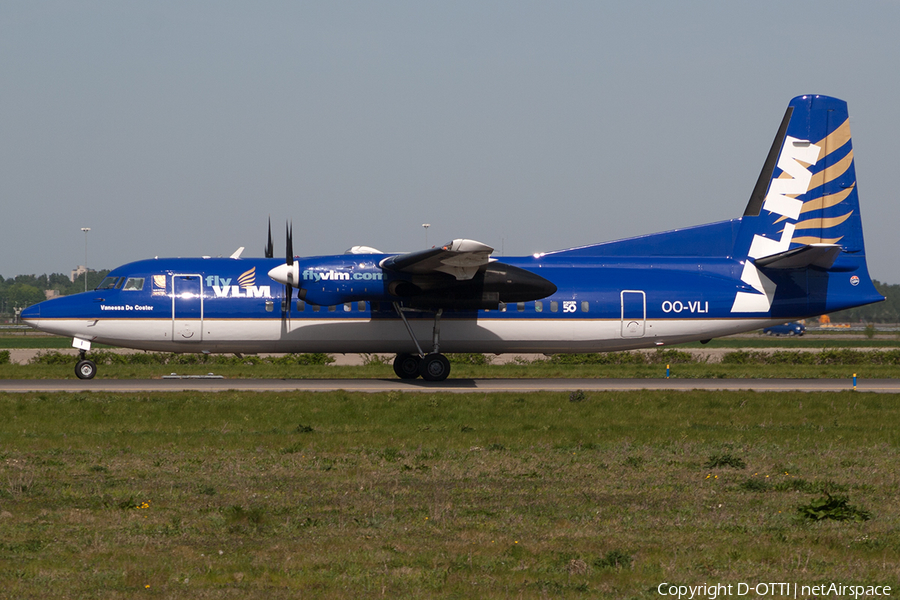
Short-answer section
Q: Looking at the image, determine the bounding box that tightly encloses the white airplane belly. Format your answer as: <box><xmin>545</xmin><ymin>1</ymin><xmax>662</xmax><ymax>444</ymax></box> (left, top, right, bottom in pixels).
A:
<box><xmin>27</xmin><ymin>315</ymin><xmax>776</xmax><ymax>354</ymax></box>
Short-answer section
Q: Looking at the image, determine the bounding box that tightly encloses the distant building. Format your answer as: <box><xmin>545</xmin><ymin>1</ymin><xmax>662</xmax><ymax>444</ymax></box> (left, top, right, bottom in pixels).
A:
<box><xmin>70</xmin><ymin>265</ymin><xmax>92</xmax><ymax>282</ymax></box>
<box><xmin>44</xmin><ymin>290</ymin><xmax>60</xmax><ymax>300</ymax></box>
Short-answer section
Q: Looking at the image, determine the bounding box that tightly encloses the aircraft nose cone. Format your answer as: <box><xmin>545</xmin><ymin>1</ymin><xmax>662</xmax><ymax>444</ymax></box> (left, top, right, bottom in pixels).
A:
<box><xmin>19</xmin><ymin>303</ymin><xmax>40</xmax><ymax>321</ymax></box>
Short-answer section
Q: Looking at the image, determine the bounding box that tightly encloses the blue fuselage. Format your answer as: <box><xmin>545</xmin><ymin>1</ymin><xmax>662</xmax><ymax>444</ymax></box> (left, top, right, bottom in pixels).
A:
<box><xmin>20</xmin><ymin>242</ymin><xmax>880</xmax><ymax>355</ymax></box>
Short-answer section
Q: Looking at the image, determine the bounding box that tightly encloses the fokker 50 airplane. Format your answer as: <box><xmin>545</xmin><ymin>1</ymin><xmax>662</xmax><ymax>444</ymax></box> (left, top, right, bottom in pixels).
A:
<box><xmin>22</xmin><ymin>95</ymin><xmax>884</xmax><ymax>381</ymax></box>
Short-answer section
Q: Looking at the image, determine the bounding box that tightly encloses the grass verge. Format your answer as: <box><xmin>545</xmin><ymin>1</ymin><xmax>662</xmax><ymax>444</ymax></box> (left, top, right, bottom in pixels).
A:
<box><xmin>2</xmin><ymin>358</ymin><xmax>898</xmax><ymax>380</ymax></box>
<box><xmin>2</xmin><ymin>348</ymin><xmax>900</xmax><ymax>379</ymax></box>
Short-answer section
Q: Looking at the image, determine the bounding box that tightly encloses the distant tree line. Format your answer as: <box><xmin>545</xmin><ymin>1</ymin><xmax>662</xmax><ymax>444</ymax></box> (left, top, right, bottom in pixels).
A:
<box><xmin>0</xmin><ymin>270</ymin><xmax>110</xmax><ymax>319</ymax></box>
<box><xmin>828</xmin><ymin>280</ymin><xmax>900</xmax><ymax>324</ymax></box>
<box><xmin>1</xmin><ymin>270</ymin><xmax>898</xmax><ymax>323</ymax></box>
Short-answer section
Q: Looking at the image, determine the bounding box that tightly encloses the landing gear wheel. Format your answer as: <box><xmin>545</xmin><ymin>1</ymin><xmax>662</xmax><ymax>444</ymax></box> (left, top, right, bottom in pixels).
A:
<box><xmin>393</xmin><ymin>353</ymin><xmax>422</xmax><ymax>379</ymax></box>
<box><xmin>75</xmin><ymin>359</ymin><xmax>97</xmax><ymax>380</ymax></box>
<box><xmin>419</xmin><ymin>353</ymin><xmax>451</xmax><ymax>382</ymax></box>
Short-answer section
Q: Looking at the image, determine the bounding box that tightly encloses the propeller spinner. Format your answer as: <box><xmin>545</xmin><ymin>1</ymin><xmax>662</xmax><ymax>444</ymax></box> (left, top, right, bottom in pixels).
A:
<box><xmin>268</xmin><ymin>221</ymin><xmax>301</xmax><ymax>304</ymax></box>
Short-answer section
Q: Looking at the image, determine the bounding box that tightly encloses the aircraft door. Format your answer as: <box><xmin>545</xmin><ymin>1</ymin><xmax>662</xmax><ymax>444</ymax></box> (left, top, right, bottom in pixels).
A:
<box><xmin>172</xmin><ymin>274</ymin><xmax>203</xmax><ymax>342</ymax></box>
<box><xmin>620</xmin><ymin>290</ymin><xmax>646</xmax><ymax>338</ymax></box>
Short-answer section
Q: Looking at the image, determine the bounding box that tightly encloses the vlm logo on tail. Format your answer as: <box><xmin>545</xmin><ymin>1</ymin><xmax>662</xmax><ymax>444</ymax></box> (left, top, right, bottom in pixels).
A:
<box><xmin>731</xmin><ymin>95</ymin><xmax>861</xmax><ymax>314</ymax></box>
<box><xmin>731</xmin><ymin>135</ymin><xmax>821</xmax><ymax>312</ymax></box>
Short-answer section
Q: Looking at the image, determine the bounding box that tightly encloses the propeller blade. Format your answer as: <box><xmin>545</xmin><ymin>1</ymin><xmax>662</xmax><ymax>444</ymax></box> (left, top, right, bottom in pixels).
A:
<box><xmin>285</xmin><ymin>220</ymin><xmax>296</xmax><ymax>304</ymax></box>
<box><xmin>264</xmin><ymin>217</ymin><xmax>274</xmax><ymax>258</ymax></box>
<box><xmin>266</xmin><ymin>221</ymin><xmax>299</xmax><ymax>314</ymax></box>
<box><xmin>286</xmin><ymin>221</ymin><xmax>294</xmax><ymax>267</ymax></box>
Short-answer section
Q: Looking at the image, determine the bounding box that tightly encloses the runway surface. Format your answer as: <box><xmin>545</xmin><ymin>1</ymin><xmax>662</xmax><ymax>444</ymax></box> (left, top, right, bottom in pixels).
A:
<box><xmin>0</xmin><ymin>378</ymin><xmax>896</xmax><ymax>393</ymax></box>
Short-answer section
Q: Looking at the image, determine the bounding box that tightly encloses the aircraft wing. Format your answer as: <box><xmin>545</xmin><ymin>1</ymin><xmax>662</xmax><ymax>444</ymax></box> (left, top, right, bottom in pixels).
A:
<box><xmin>380</xmin><ymin>239</ymin><xmax>494</xmax><ymax>281</ymax></box>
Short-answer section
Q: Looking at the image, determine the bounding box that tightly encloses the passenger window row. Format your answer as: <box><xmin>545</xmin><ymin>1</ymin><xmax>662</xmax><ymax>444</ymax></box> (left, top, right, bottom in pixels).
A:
<box><xmin>266</xmin><ymin>300</ymin><xmax>591</xmax><ymax>313</ymax></box>
<box><xmin>518</xmin><ymin>300</ymin><xmax>590</xmax><ymax>313</ymax></box>
<box><xmin>94</xmin><ymin>279</ymin><xmax>589</xmax><ymax>314</ymax></box>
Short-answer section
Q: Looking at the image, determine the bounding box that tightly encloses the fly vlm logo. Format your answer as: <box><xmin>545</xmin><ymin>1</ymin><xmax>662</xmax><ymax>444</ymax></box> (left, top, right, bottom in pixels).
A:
<box><xmin>731</xmin><ymin>136</ymin><xmax>821</xmax><ymax>313</ymax></box>
<box><xmin>207</xmin><ymin>267</ymin><xmax>272</xmax><ymax>298</ymax></box>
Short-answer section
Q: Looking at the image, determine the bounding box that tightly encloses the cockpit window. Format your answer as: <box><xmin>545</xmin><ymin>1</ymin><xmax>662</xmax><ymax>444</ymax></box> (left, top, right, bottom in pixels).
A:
<box><xmin>96</xmin><ymin>277</ymin><xmax>124</xmax><ymax>290</ymax></box>
<box><xmin>122</xmin><ymin>277</ymin><xmax>145</xmax><ymax>291</ymax></box>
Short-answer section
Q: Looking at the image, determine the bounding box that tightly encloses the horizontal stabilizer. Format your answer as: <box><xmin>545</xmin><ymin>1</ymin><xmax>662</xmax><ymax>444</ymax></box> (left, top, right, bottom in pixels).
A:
<box><xmin>753</xmin><ymin>243</ymin><xmax>841</xmax><ymax>270</ymax></box>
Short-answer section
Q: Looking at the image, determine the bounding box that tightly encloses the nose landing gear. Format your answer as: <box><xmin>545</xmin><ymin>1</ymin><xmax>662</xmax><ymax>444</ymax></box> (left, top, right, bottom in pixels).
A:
<box><xmin>75</xmin><ymin>350</ymin><xmax>97</xmax><ymax>380</ymax></box>
<box><xmin>72</xmin><ymin>338</ymin><xmax>97</xmax><ymax>380</ymax></box>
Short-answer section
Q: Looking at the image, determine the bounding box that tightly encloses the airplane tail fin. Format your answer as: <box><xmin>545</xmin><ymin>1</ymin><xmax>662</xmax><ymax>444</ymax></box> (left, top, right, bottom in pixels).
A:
<box><xmin>732</xmin><ymin>94</ymin><xmax>883</xmax><ymax>314</ymax></box>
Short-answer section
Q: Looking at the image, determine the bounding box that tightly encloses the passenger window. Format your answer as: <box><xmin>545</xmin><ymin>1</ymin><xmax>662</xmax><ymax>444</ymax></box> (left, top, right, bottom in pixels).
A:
<box><xmin>344</xmin><ymin>303</ymin><xmax>351</xmax><ymax>312</ymax></box>
<box><xmin>265</xmin><ymin>301</ymin><xmax>274</xmax><ymax>312</ymax></box>
<box><xmin>123</xmin><ymin>277</ymin><xmax>145</xmax><ymax>291</ymax></box>
<box><xmin>582</xmin><ymin>301</ymin><xmax>589</xmax><ymax>312</ymax></box>
<box><xmin>358</xmin><ymin>301</ymin><xmax>366</xmax><ymax>312</ymax></box>
<box><xmin>550</xmin><ymin>301</ymin><xmax>558</xmax><ymax>313</ymax></box>
<box><xmin>328</xmin><ymin>305</ymin><xmax>336</xmax><ymax>312</ymax></box>
<box><xmin>312</xmin><ymin>305</ymin><xmax>320</xmax><ymax>312</ymax></box>
<box><xmin>517</xmin><ymin>302</ymin><xmax>525</xmax><ymax>312</ymax></box>
<box><xmin>535</xmin><ymin>301</ymin><xmax>543</xmax><ymax>313</ymax></box>
<box><xmin>296</xmin><ymin>300</ymin><xmax>305</xmax><ymax>311</ymax></box>
<box><xmin>499</xmin><ymin>302</ymin><xmax>506</xmax><ymax>312</ymax></box>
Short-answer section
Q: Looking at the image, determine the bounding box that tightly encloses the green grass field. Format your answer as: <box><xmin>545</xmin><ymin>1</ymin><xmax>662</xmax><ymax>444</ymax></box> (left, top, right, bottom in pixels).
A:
<box><xmin>1</xmin><ymin>390</ymin><xmax>898</xmax><ymax>598</ymax></box>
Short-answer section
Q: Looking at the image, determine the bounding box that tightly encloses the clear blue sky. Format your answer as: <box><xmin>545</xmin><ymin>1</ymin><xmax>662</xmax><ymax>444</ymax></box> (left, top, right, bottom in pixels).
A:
<box><xmin>2</xmin><ymin>2</ymin><xmax>899</xmax><ymax>282</ymax></box>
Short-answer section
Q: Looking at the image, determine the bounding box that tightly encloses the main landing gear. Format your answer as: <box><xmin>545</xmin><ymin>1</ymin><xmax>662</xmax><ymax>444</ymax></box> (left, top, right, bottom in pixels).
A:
<box><xmin>392</xmin><ymin>303</ymin><xmax>451</xmax><ymax>382</ymax></box>
<box><xmin>392</xmin><ymin>352</ymin><xmax>451</xmax><ymax>382</ymax></box>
